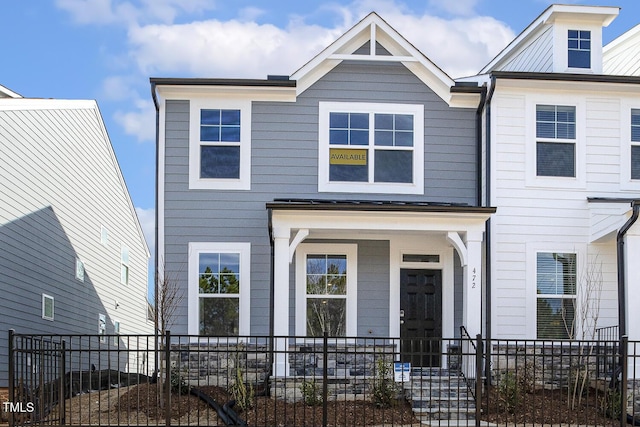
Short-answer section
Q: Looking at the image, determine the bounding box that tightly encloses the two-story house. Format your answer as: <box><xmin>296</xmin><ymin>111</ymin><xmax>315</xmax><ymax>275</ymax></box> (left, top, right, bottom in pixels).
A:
<box><xmin>152</xmin><ymin>13</ymin><xmax>494</xmax><ymax>373</ymax></box>
<box><xmin>0</xmin><ymin>86</ymin><xmax>153</xmax><ymax>391</ymax></box>
<box><xmin>466</xmin><ymin>5</ymin><xmax>640</xmax><ymax>346</ymax></box>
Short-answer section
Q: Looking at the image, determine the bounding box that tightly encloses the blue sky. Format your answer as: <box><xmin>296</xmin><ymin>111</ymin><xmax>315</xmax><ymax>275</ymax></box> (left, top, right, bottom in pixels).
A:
<box><xmin>2</xmin><ymin>0</ymin><xmax>639</xmax><ymax>293</ymax></box>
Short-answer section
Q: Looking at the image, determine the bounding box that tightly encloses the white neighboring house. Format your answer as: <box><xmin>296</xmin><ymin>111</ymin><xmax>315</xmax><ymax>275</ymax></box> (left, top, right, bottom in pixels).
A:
<box><xmin>0</xmin><ymin>85</ymin><xmax>153</xmax><ymax>388</ymax></box>
<box><xmin>465</xmin><ymin>5</ymin><xmax>640</xmax><ymax>344</ymax></box>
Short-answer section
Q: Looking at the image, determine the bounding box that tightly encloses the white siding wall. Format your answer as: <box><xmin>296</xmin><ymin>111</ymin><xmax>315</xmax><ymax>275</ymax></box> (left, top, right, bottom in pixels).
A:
<box><xmin>490</xmin><ymin>84</ymin><xmax>640</xmax><ymax>338</ymax></box>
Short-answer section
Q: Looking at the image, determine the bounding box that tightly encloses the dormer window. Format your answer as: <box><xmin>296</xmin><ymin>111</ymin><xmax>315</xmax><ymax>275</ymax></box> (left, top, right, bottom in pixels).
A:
<box><xmin>568</xmin><ymin>30</ymin><xmax>590</xmax><ymax>69</ymax></box>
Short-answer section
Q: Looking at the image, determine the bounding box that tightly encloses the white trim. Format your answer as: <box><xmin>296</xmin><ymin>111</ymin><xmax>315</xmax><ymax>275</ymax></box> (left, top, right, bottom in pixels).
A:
<box><xmin>318</xmin><ymin>102</ymin><xmax>424</xmax><ymax>194</ymax></box>
<box><xmin>526</xmin><ymin>96</ymin><xmax>586</xmax><ymax>189</ymax></box>
<box><xmin>42</xmin><ymin>294</ymin><xmax>54</xmax><ymax>321</ymax></box>
<box><xmin>188</xmin><ymin>98</ymin><xmax>251</xmax><ymax>190</ymax></box>
<box><xmin>295</xmin><ymin>243</ymin><xmax>357</xmax><ymax>337</ymax></box>
<box><xmin>188</xmin><ymin>242</ymin><xmax>251</xmax><ymax>336</ymax></box>
<box><xmin>157</xmin><ymin>95</ymin><xmax>166</xmax><ymax>303</ymax></box>
<box><xmin>526</xmin><ymin>243</ymin><xmax>585</xmax><ymax>339</ymax></box>
<box><xmin>621</xmin><ymin>103</ymin><xmax>640</xmax><ymax>190</ymax></box>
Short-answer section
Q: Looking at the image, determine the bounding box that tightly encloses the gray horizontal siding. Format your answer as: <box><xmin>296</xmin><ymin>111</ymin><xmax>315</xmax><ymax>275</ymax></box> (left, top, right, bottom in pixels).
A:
<box><xmin>163</xmin><ymin>60</ymin><xmax>478</xmax><ymax>336</ymax></box>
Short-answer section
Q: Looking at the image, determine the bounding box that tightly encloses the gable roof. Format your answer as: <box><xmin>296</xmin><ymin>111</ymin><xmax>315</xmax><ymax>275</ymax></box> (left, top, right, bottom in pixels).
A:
<box><xmin>480</xmin><ymin>4</ymin><xmax>619</xmax><ymax>74</ymax></box>
<box><xmin>290</xmin><ymin>12</ymin><xmax>456</xmax><ymax>105</ymax></box>
<box><xmin>0</xmin><ymin>84</ymin><xmax>22</xmax><ymax>99</ymax></box>
<box><xmin>604</xmin><ymin>23</ymin><xmax>640</xmax><ymax>76</ymax></box>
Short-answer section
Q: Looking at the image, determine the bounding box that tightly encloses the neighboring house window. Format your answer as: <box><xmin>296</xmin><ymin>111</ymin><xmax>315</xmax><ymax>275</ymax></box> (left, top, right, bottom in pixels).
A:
<box><xmin>568</xmin><ymin>30</ymin><xmax>590</xmax><ymax>69</ymax></box>
<box><xmin>296</xmin><ymin>244</ymin><xmax>357</xmax><ymax>337</ymax></box>
<box><xmin>536</xmin><ymin>252</ymin><xmax>576</xmax><ymax>339</ymax></box>
<box><xmin>121</xmin><ymin>246</ymin><xmax>129</xmax><ymax>285</ymax></box>
<box><xmin>318</xmin><ymin>102</ymin><xmax>424</xmax><ymax>194</ymax></box>
<box><xmin>101</xmin><ymin>226</ymin><xmax>109</xmax><ymax>245</ymax></box>
<box><xmin>189</xmin><ymin>99</ymin><xmax>251</xmax><ymax>190</ymax></box>
<box><xmin>632</xmin><ymin>109</ymin><xmax>640</xmax><ymax>180</ymax></box>
<box><xmin>113</xmin><ymin>320</ymin><xmax>120</xmax><ymax>346</ymax></box>
<box><xmin>188</xmin><ymin>242</ymin><xmax>250</xmax><ymax>336</ymax></box>
<box><xmin>75</xmin><ymin>258</ymin><xmax>85</xmax><ymax>282</ymax></box>
<box><xmin>42</xmin><ymin>294</ymin><xmax>54</xmax><ymax>321</ymax></box>
<box><xmin>99</xmin><ymin>314</ymin><xmax>107</xmax><ymax>343</ymax></box>
<box><xmin>536</xmin><ymin>105</ymin><xmax>576</xmax><ymax>177</ymax></box>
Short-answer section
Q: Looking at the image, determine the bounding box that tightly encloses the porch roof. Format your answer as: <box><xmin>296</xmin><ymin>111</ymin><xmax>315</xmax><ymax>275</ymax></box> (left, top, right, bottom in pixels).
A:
<box><xmin>266</xmin><ymin>198</ymin><xmax>496</xmax><ymax>214</ymax></box>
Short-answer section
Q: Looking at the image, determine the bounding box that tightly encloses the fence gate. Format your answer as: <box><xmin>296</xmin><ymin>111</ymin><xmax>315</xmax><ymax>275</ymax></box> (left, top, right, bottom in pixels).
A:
<box><xmin>8</xmin><ymin>330</ymin><xmax>66</xmax><ymax>426</ymax></box>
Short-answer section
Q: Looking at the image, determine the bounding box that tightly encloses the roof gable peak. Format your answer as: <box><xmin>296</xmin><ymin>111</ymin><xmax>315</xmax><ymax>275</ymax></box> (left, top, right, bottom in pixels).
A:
<box><xmin>290</xmin><ymin>12</ymin><xmax>456</xmax><ymax>104</ymax></box>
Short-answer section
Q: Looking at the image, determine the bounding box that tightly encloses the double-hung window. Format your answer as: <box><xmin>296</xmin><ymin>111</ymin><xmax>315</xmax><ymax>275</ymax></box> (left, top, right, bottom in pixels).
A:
<box><xmin>632</xmin><ymin>109</ymin><xmax>640</xmax><ymax>180</ymax></box>
<box><xmin>296</xmin><ymin>244</ymin><xmax>357</xmax><ymax>337</ymax></box>
<box><xmin>536</xmin><ymin>105</ymin><xmax>576</xmax><ymax>177</ymax></box>
<box><xmin>42</xmin><ymin>294</ymin><xmax>54</xmax><ymax>321</ymax></box>
<box><xmin>189</xmin><ymin>99</ymin><xmax>251</xmax><ymax>190</ymax></box>
<box><xmin>188</xmin><ymin>242</ymin><xmax>250</xmax><ymax>336</ymax></box>
<box><xmin>536</xmin><ymin>252</ymin><xmax>576</xmax><ymax>339</ymax></box>
<box><xmin>568</xmin><ymin>30</ymin><xmax>591</xmax><ymax>69</ymax></box>
<box><xmin>319</xmin><ymin>102</ymin><xmax>424</xmax><ymax>194</ymax></box>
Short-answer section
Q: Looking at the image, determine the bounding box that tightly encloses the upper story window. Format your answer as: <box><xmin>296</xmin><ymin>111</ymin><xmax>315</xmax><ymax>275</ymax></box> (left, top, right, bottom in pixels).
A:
<box><xmin>568</xmin><ymin>30</ymin><xmax>590</xmax><ymax>69</ymax></box>
<box><xmin>189</xmin><ymin>99</ymin><xmax>251</xmax><ymax>190</ymax></box>
<box><xmin>121</xmin><ymin>246</ymin><xmax>129</xmax><ymax>285</ymax></box>
<box><xmin>632</xmin><ymin>109</ymin><xmax>640</xmax><ymax>180</ymax></box>
<box><xmin>536</xmin><ymin>105</ymin><xmax>576</xmax><ymax>177</ymax></box>
<box><xmin>319</xmin><ymin>102</ymin><xmax>424</xmax><ymax>194</ymax></box>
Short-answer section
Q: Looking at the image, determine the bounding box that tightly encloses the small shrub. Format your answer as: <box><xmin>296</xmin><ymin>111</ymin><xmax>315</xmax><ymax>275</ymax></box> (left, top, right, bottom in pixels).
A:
<box><xmin>600</xmin><ymin>388</ymin><xmax>622</xmax><ymax>420</ymax></box>
<box><xmin>170</xmin><ymin>369</ymin><xmax>190</xmax><ymax>394</ymax></box>
<box><xmin>229</xmin><ymin>366</ymin><xmax>254</xmax><ymax>411</ymax></box>
<box><xmin>300</xmin><ymin>379</ymin><xmax>323</xmax><ymax>406</ymax></box>
<box><xmin>372</xmin><ymin>358</ymin><xmax>399</xmax><ymax>408</ymax></box>
<box><xmin>497</xmin><ymin>371</ymin><xmax>520</xmax><ymax>414</ymax></box>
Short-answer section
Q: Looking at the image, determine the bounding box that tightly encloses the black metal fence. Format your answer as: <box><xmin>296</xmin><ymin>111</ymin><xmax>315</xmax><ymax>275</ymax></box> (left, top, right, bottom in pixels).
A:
<box><xmin>7</xmin><ymin>330</ymin><xmax>640</xmax><ymax>426</ymax></box>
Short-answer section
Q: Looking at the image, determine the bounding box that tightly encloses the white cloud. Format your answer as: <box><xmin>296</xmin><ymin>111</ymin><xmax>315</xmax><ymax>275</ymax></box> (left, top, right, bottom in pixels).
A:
<box><xmin>101</xmin><ymin>76</ymin><xmax>134</xmax><ymax>101</ymax></box>
<box><xmin>135</xmin><ymin>206</ymin><xmax>155</xmax><ymax>251</ymax></box>
<box><xmin>114</xmin><ymin>98</ymin><xmax>156</xmax><ymax>142</ymax></box>
<box><xmin>125</xmin><ymin>3</ymin><xmax>513</xmax><ymax>79</ymax></box>
<box><xmin>127</xmin><ymin>19</ymin><xmax>344</xmax><ymax>78</ymax></box>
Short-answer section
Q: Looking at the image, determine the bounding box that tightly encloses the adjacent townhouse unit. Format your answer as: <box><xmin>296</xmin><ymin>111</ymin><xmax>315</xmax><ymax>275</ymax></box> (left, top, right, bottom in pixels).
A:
<box><xmin>0</xmin><ymin>85</ymin><xmax>153</xmax><ymax>389</ymax></box>
<box><xmin>152</xmin><ymin>12</ymin><xmax>495</xmax><ymax>374</ymax></box>
<box><xmin>152</xmin><ymin>3</ymin><xmax>640</xmax><ymax>375</ymax></box>
<box><xmin>464</xmin><ymin>4</ymin><xmax>640</xmax><ymax>346</ymax></box>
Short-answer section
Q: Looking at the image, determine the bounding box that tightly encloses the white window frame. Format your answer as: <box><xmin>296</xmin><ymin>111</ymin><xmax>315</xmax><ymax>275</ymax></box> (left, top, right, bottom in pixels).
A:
<box><xmin>99</xmin><ymin>313</ymin><xmax>107</xmax><ymax>343</ymax></box>
<box><xmin>526</xmin><ymin>243</ymin><xmax>583</xmax><ymax>339</ymax></box>
<box><xmin>100</xmin><ymin>226</ymin><xmax>109</xmax><ymax>246</ymax></box>
<box><xmin>121</xmin><ymin>245</ymin><xmax>129</xmax><ymax>285</ymax></box>
<box><xmin>113</xmin><ymin>320</ymin><xmax>120</xmax><ymax>346</ymax></box>
<box><xmin>621</xmin><ymin>104</ymin><xmax>640</xmax><ymax>189</ymax></box>
<box><xmin>42</xmin><ymin>294</ymin><xmax>54</xmax><ymax>321</ymax></box>
<box><xmin>526</xmin><ymin>97</ymin><xmax>585</xmax><ymax>189</ymax></box>
<box><xmin>75</xmin><ymin>258</ymin><xmax>85</xmax><ymax>282</ymax></box>
<box><xmin>188</xmin><ymin>242</ymin><xmax>251</xmax><ymax>336</ymax></box>
<box><xmin>189</xmin><ymin>98</ymin><xmax>251</xmax><ymax>190</ymax></box>
<box><xmin>318</xmin><ymin>102</ymin><xmax>424</xmax><ymax>194</ymax></box>
<box><xmin>295</xmin><ymin>243</ymin><xmax>357</xmax><ymax>337</ymax></box>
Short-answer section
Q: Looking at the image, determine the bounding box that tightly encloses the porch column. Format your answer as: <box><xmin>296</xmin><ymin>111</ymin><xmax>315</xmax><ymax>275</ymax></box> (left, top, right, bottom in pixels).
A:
<box><xmin>463</xmin><ymin>231</ymin><xmax>483</xmax><ymax>338</ymax></box>
<box><xmin>272</xmin><ymin>226</ymin><xmax>290</xmax><ymax>377</ymax></box>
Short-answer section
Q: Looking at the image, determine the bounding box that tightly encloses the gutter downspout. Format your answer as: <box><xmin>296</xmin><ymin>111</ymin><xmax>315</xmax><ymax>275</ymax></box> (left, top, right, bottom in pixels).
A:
<box><xmin>483</xmin><ymin>75</ymin><xmax>497</xmax><ymax>343</ymax></box>
<box><xmin>617</xmin><ymin>200</ymin><xmax>640</xmax><ymax>339</ymax></box>
<box><xmin>267</xmin><ymin>207</ymin><xmax>275</xmax><ymax>387</ymax></box>
<box><xmin>150</xmin><ymin>81</ymin><xmax>160</xmax><ymax>372</ymax></box>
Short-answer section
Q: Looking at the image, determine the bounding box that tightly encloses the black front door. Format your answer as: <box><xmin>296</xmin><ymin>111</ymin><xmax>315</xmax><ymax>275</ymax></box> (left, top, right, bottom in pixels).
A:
<box><xmin>400</xmin><ymin>269</ymin><xmax>442</xmax><ymax>367</ymax></box>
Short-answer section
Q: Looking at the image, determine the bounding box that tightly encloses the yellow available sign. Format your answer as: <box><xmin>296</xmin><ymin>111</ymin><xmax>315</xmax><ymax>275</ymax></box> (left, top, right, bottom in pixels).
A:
<box><xmin>329</xmin><ymin>148</ymin><xmax>367</xmax><ymax>165</ymax></box>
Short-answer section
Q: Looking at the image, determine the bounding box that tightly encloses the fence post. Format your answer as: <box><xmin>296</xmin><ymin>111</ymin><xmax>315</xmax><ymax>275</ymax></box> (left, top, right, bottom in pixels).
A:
<box><xmin>322</xmin><ymin>331</ymin><xmax>328</xmax><ymax>427</ymax></box>
<box><xmin>475</xmin><ymin>334</ymin><xmax>483</xmax><ymax>427</ymax></box>
<box><xmin>8</xmin><ymin>329</ymin><xmax>15</xmax><ymax>427</ymax></box>
<box><xmin>60</xmin><ymin>339</ymin><xmax>66</xmax><ymax>426</ymax></box>
<box><xmin>621</xmin><ymin>335</ymin><xmax>629</xmax><ymax>427</ymax></box>
<box><xmin>165</xmin><ymin>330</ymin><xmax>171</xmax><ymax>427</ymax></box>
